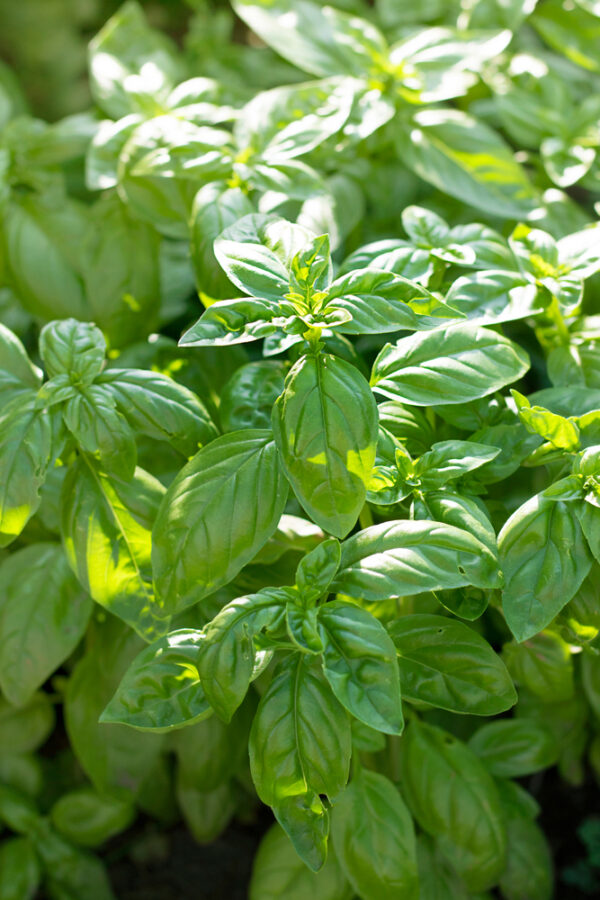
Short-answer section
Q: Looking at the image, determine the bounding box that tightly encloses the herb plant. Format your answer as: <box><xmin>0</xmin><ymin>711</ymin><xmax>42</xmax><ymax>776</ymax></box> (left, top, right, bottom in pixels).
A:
<box><xmin>2</xmin><ymin>1</ymin><xmax>600</xmax><ymax>897</ymax></box>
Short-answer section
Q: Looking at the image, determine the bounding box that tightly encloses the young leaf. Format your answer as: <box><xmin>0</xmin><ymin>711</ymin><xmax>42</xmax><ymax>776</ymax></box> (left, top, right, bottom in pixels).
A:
<box><xmin>371</xmin><ymin>324</ymin><xmax>529</xmax><ymax>406</ymax></box>
<box><xmin>414</xmin><ymin>440</ymin><xmax>500</xmax><ymax>489</ymax></box>
<box><xmin>295</xmin><ymin>538</ymin><xmax>341</xmax><ymax>603</ymax></box>
<box><xmin>318</xmin><ymin>601</ymin><xmax>403</xmax><ymax>735</ymax></box>
<box><xmin>331</xmin><ymin>770</ymin><xmax>418</xmax><ymax>900</ymax></box>
<box><xmin>101</xmin><ymin>630</ymin><xmax>211</xmax><ymax>732</ymax></box>
<box><xmin>388</xmin><ymin>614</ymin><xmax>516</xmax><ymax>715</ymax></box>
<box><xmin>332</xmin><ymin>520</ymin><xmax>501</xmax><ymax>601</ymax></box>
<box><xmin>39</xmin><ymin>319</ymin><xmax>106</xmax><ymax>386</ymax></box>
<box><xmin>152</xmin><ymin>430</ymin><xmax>288</xmax><ymax>614</ymax></box>
<box><xmin>272</xmin><ymin>353</ymin><xmax>378</xmax><ymax>538</ymax></box>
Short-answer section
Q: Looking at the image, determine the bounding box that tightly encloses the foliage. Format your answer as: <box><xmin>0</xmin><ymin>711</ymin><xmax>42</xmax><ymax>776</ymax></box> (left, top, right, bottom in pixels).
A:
<box><xmin>2</xmin><ymin>0</ymin><xmax>600</xmax><ymax>896</ymax></box>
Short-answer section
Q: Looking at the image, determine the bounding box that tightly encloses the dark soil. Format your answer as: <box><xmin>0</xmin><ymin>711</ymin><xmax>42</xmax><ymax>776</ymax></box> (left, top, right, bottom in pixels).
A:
<box><xmin>104</xmin><ymin>817</ymin><xmax>266</xmax><ymax>900</ymax></box>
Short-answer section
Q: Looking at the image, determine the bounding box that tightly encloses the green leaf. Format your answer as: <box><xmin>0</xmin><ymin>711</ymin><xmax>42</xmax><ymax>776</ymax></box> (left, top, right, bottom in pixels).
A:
<box><xmin>371</xmin><ymin>324</ymin><xmax>529</xmax><ymax>406</ymax></box>
<box><xmin>0</xmin><ymin>837</ymin><xmax>40</xmax><ymax>900</ymax></box>
<box><xmin>63</xmin><ymin>384</ymin><xmax>137</xmax><ymax>480</ymax></box>
<box><xmin>577</xmin><ymin>500</ymin><xmax>600</xmax><ymax>564</ymax></box>
<box><xmin>50</xmin><ymin>788</ymin><xmax>135</xmax><ymax>848</ymax></box>
<box><xmin>498</xmin><ymin>810</ymin><xmax>553</xmax><ymax>900</ymax></box>
<box><xmin>33</xmin><ymin>819</ymin><xmax>116</xmax><ymax>900</ymax></box>
<box><xmin>296</xmin><ymin>539</ymin><xmax>341</xmax><ymax>603</ymax></box>
<box><xmin>415</xmin><ymin>440</ymin><xmax>499</xmax><ymax>489</ymax></box>
<box><xmin>331</xmin><ymin>770</ymin><xmax>418</xmax><ymax>900</ymax></box>
<box><xmin>232</xmin><ymin>0</ymin><xmax>387</xmax><ymax>78</ymax></box>
<box><xmin>326</xmin><ymin>269</ymin><xmax>454</xmax><ymax>335</ymax></box>
<box><xmin>214</xmin><ymin>213</ymin><xmax>293</xmax><ymax>302</ymax></box>
<box><xmin>272</xmin><ymin>353</ymin><xmax>378</xmax><ymax>538</ymax></box>
<box><xmin>318</xmin><ymin>601</ymin><xmax>403</xmax><ymax>734</ymax></box>
<box><xmin>219</xmin><ymin>361</ymin><xmax>287</xmax><ymax>432</ymax></box>
<box><xmin>39</xmin><ymin>319</ymin><xmax>106</xmax><ymax>386</ymax></box>
<box><xmin>389</xmin><ymin>614</ymin><xmax>516</xmax><ymax>715</ymax></box>
<box><xmin>443</xmin><ymin>270</ymin><xmax>539</xmax><ymax>326</ymax></box>
<box><xmin>396</xmin><ymin>109</ymin><xmax>538</xmax><ymax>219</ymax></box>
<box><xmin>2</xmin><ymin>195</ymin><xmax>90</xmax><ymax>321</ymax></box>
<box><xmin>179</xmin><ymin>297</ymin><xmax>282</xmax><ymax>347</ymax></box>
<box><xmin>98</xmin><ymin>368</ymin><xmax>218</xmax><ymax>456</ymax></box>
<box><xmin>0</xmin><ymin>543</ymin><xmax>92</xmax><ymax>707</ymax></box>
<box><xmin>413</xmin><ymin>491</ymin><xmax>499</xmax><ymax>556</ymax></box>
<box><xmin>61</xmin><ymin>457</ymin><xmax>168</xmax><ymax>641</ymax></box>
<box><xmin>198</xmin><ymin>588</ymin><xmax>292</xmax><ymax>721</ymax></box>
<box><xmin>0</xmin><ymin>694</ymin><xmax>55</xmax><ymax>755</ymax></box>
<box><xmin>400</xmin><ymin>720</ymin><xmax>507</xmax><ymax>892</ymax></box>
<box><xmin>468</xmin><ymin>719</ymin><xmax>558</xmax><ymax>777</ymax></box>
<box><xmin>82</xmin><ymin>193</ymin><xmax>162</xmax><ymax>348</ymax></box>
<box><xmin>171</xmin><ymin>697</ymin><xmax>254</xmax><ymax>791</ymax></box>
<box><xmin>0</xmin><ymin>323</ymin><xmax>41</xmax><ymax>391</ymax></box>
<box><xmin>64</xmin><ymin>616</ymin><xmax>164</xmax><ymax>799</ymax></box>
<box><xmin>502</xmin><ymin>631</ymin><xmax>574</xmax><ymax>703</ymax></box>
<box><xmin>249</xmin><ymin>654</ymin><xmax>351</xmax><ymax>870</ymax></box>
<box><xmin>332</xmin><ymin>520</ymin><xmax>501</xmax><ymax>601</ymax></box>
<box><xmin>499</xmin><ymin>494</ymin><xmax>592</xmax><ymax>641</ymax></box>
<box><xmin>531</xmin><ymin>0</ymin><xmax>600</xmax><ymax>71</ymax></box>
<box><xmin>416</xmin><ymin>834</ymin><xmax>470</xmax><ymax>900</ymax></box>
<box><xmin>88</xmin><ymin>0</ymin><xmax>181</xmax><ymax>117</ymax></box>
<box><xmin>0</xmin><ymin>393</ymin><xmax>63</xmax><ymax>547</ymax></box>
<box><xmin>511</xmin><ymin>391</ymin><xmax>581</xmax><ymax>450</ymax></box>
<box><xmin>250</xmin><ymin>823</ymin><xmax>351</xmax><ymax>900</ymax></box>
<box><xmin>190</xmin><ymin>183</ymin><xmax>255</xmax><ymax>299</ymax></box>
<box><xmin>176</xmin><ymin>777</ymin><xmax>237</xmax><ymax>843</ymax></box>
<box><xmin>101</xmin><ymin>629</ymin><xmax>211</xmax><ymax>731</ymax></box>
<box><xmin>152</xmin><ymin>429</ymin><xmax>288</xmax><ymax>614</ymax></box>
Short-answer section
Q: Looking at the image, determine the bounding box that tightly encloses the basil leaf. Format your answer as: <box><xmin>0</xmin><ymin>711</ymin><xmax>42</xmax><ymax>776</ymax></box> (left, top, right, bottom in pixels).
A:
<box><xmin>318</xmin><ymin>601</ymin><xmax>403</xmax><ymax>735</ymax></box>
<box><xmin>400</xmin><ymin>720</ymin><xmax>507</xmax><ymax>892</ymax></box>
<box><xmin>0</xmin><ymin>323</ymin><xmax>41</xmax><ymax>390</ymax></box>
<box><xmin>101</xmin><ymin>629</ymin><xmax>211</xmax><ymax>732</ymax></box>
<box><xmin>0</xmin><ymin>393</ymin><xmax>63</xmax><ymax>547</ymax></box>
<box><xmin>499</xmin><ymin>494</ymin><xmax>592</xmax><ymax>641</ymax></box>
<box><xmin>50</xmin><ymin>788</ymin><xmax>135</xmax><ymax>849</ymax></box>
<box><xmin>88</xmin><ymin>0</ymin><xmax>180</xmax><ymax>118</ymax></box>
<box><xmin>64</xmin><ymin>617</ymin><xmax>165</xmax><ymax>799</ymax></box>
<box><xmin>179</xmin><ymin>297</ymin><xmax>281</xmax><ymax>347</ymax></box>
<box><xmin>295</xmin><ymin>538</ymin><xmax>341</xmax><ymax>603</ymax></box>
<box><xmin>63</xmin><ymin>384</ymin><xmax>137</xmax><ymax>480</ymax></box>
<box><xmin>371</xmin><ymin>324</ymin><xmax>530</xmax><ymax>406</ymax></box>
<box><xmin>233</xmin><ymin>0</ymin><xmax>387</xmax><ymax>78</ymax></box>
<box><xmin>415</xmin><ymin>440</ymin><xmax>500</xmax><ymax>489</ymax></box>
<box><xmin>0</xmin><ymin>544</ymin><xmax>92</xmax><ymax>707</ymax></box>
<box><xmin>389</xmin><ymin>614</ymin><xmax>516</xmax><ymax>715</ymax></box>
<box><xmin>249</xmin><ymin>654</ymin><xmax>351</xmax><ymax>869</ymax></box>
<box><xmin>502</xmin><ymin>632</ymin><xmax>574</xmax><ymax>703</ymax></box>
<box><xmin>331</xmin><ymin>770</ymin><xmax>418</xmax><ymax>900</ymax></box>
<box><xmin>152</xmin><ymin>429</ymin><xmax>288</xmax><ymax>614</ymax></box>
<box><xmin>250</xmin><ymin>823</ymin><xmax>351</xmax><ymax>900</ymax></box>
<box><xmin>272</xmin><ymin>353</ymin><xmax>378</xmax><ymax>538</ymax></box>
<box><xmin>61</xmin><ymin>457</ymin><xmax>168</xmax><ymax>641</ymax></box>
<box><xmin>0</xmin><ymin>837</ymin><xmax>40</xmax><ymax>900</ymax></box>
<box><xmin>468</xmin><ymin>718</ymin><xmax>558</xmax><ymax>777</ymax></box>
<box><xmin>332</xmin><ymin>520</ymin><xmax>501</xmax><ymax>600</ymax></box>
<box><xmin>98</xmin><ymin>368</ymin><xmax>218</xmax><ymax>456</ymax></box>
<box><xmin>219</xmin><ymin>361</ymin><xmax>286</xmax><ymax>433</ymax></box>
<box><xmin>396</xmin><ymin>109</ymin><xmax>538</xmax><ymax>219</ymax></box>
<box><xmin>39</xmin><ymin>318</ymin><xmax>106</xmax><ymax>385</ymax></box>
<box><xmin>198</xmin><ymin>588</ymin><xmax>292</xmax><ymax>721</ymax></box>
